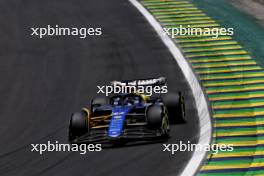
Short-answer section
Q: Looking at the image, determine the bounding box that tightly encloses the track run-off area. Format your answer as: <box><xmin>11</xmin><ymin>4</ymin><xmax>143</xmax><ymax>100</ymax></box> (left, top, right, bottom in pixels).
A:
<box><xmin>140</xmin><ymin>0</ymin><xmax>264</xmax><ymax>175</ymax></box>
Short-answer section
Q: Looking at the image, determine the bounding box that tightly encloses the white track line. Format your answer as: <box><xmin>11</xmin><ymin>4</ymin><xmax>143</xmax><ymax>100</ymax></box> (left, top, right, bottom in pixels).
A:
<box><xmin>128</xmin><ymin>0</ymin><xmax>212</xmax><ymax>175</ymax></box>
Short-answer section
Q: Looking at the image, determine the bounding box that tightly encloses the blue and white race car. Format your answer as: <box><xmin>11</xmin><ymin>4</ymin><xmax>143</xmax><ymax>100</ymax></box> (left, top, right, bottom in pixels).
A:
<box><xmin>68</xmin><ymin>77</ymin><xmax>185</xmax><ymax>145</ymax></box>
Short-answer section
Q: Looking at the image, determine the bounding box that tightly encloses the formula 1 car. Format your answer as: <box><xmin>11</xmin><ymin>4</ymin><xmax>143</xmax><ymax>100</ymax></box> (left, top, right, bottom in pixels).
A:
<box><xmin>68</xmin><ymin>77</ymin><xmax>185</xmax><ymax>145</ymax></box>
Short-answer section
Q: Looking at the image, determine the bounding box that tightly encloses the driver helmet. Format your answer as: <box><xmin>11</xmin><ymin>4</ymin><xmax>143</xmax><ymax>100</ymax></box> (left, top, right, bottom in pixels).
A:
<box><xmin>113</xmin><ymin>97</ymin><xmax>121</xmax><ymax>105</ymax></box>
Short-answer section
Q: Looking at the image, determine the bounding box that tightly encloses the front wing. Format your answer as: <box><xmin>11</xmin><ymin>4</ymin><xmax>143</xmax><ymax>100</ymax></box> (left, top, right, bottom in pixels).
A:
<box><xmin>71</xmin><ymin>125</ymin><xmax>168</xmax><ymax>145</ymax></box>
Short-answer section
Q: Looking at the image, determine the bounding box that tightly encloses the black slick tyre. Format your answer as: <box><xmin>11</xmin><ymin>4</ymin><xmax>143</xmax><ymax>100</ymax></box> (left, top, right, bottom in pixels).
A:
<box><xmin>69</xmin><ymin>111</ymin><xmax>89</xmax><ymax>141</ymax></box>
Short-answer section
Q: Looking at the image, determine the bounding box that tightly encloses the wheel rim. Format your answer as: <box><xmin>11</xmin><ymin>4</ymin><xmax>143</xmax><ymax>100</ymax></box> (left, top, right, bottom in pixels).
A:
<box><xmin>178</xmin><ymin>96</ymin><xmax>185</xmax><ymax>122</ymax></box>
<box><xmin>162</xmin><ymin>110</ymin><xmax>170</xmax><ymax>135</ymax></box>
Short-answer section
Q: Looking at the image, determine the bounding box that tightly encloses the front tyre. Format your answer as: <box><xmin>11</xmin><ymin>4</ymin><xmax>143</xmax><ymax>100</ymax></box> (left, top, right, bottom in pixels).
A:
<box><xmin>147</xmin><ymin>105</ymin><xmax>169</xmax><ymax>137</ymax></box>
<box><xmin>69</xmin><ymin>111</ymin><xmax>89</xmax><ymax>141</ymax></box>
<box><xmin>162</xmin><ymin>92</ymin><xmax>186</xmax><ymax>124</ymax></box>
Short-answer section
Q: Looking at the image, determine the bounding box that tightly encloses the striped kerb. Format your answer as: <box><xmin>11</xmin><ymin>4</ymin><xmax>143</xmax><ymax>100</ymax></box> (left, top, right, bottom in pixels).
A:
<box><xmin>141</xmin><ymin>0</ymin><xmax>264</xmax><ymax>175</ymax></box>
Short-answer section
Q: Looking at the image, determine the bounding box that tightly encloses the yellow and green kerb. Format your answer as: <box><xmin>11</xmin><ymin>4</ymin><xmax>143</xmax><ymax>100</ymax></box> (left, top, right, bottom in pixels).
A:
<box><xmin>141</xmin><ymin>0</ymin><xmax>264</xmax><ymax>175</ymax></box>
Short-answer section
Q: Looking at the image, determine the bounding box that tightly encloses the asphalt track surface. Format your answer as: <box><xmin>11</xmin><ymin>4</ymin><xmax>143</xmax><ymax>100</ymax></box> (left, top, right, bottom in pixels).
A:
<box><xmin>0</xmin><ymin>0</ymin><xmax>199</xmax><ymax>176</ymax></box>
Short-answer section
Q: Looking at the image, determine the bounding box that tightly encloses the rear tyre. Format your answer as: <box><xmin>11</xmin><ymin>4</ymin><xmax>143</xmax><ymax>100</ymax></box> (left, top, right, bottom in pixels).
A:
<box><xmin>162</xmin><ymin>92</ymin><xmax>186</xmax><ymax>124</ymax></box>
<box><xmin>69</xmin><ymin>111</ymin><xmax>89</xmax><ymax>141</ymax></box>
<box><xmin>91</xmin><ymin>97</ymin><xmax>108</xmax><ymax>107</ymax></box>
<box><xmin>91</xmin><ymin>97</ymin><xmax>109</xmax><ymax>116</ymax></box>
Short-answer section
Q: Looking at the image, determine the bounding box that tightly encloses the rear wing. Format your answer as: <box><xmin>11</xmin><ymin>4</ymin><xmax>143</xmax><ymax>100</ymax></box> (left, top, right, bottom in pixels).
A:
<box><xmin>111</xmin><ymin>77</ymin><xmax>167</xmax><ymax>87</ymax></box>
